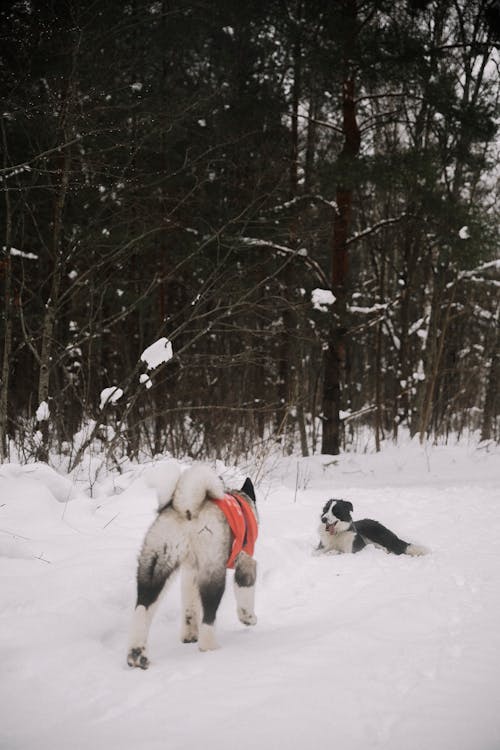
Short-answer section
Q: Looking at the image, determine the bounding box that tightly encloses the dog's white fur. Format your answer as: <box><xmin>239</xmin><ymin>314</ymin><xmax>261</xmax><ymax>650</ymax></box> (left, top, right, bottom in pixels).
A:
<box><xmin>172</xmin><ymin>463</ymin><xmax>224</xmax><ymax>517</ymax></box>
<box><xmin>128</xmin><ymin>463</ymin><xmax>257</xmax><ymax>669</ymax></box>
<box><xmin>316</xmin><ymin>524</ymin><xmax>357</xmax><ymax>554</ymax></box>
<box><xmin>143</xmin><ymin>459</ymin><xmax>181</xmax><ymax>510</ymax></box>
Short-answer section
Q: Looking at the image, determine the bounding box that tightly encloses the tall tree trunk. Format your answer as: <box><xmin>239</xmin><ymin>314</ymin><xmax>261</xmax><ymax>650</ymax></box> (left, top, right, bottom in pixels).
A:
<box><xmin>0</xmin><ymin>119</ymin><xmax>13</xmax><ymax>461</ymax></box>
<box><xmin>374</xmin><ymin>248</ymin><xmax>386</xmax><ymax>452</ymax></box>
<box><xmin>36</xmin><ymin>147</ymin><xmax>71</xmax><ymax>462</ymax></box>
<box><xmin>321</xmin><ymin>0</ymin><xmax>360</xmax><ymax>455</ymax></box>
<box><xmin>304</xmin><ymin>95</ymin><xmax>318</xmax><ymax>193</ymax></box>
<box><xmin>276</xmin><ymin>1</ymin><xmax>303</xmax><ymax>452</ymax></box>
<box><xmin>417</xmin><ymin>279</ymin><xmax>456</xmax><ymax>443</ymax></box>
<box><xmin>153</xmin><ymin>0</ymin><xmax>171</xmax><ymax>456</ymax></box>
<box><xmin>480</xmin><ymin>322</ymin><xmax>499</xmax><ymax>442</ymax></box>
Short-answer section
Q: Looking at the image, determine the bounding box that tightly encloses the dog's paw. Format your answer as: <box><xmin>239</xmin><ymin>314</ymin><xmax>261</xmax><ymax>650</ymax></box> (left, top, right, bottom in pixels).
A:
<box><xmin>198</xmin><ymin>644</ymin><xmax>218</xmax><ymax>652</ymax></box>
<box><xmin>181</xmin><ymin>624</ymin><xmax>199</xmax><ymax>643</ymax></box>
<box><xmin>406</xmin><ymin>543</ymin><xmax>430</xmax><ymax>557</ymax></box>
<box><xmin>180</xmin><ymin>613</ymin><xmax>199</xmax><ymax>643</ymax></box>
<box><xmin>312</xmin><ymin>545</ymin><xmax>340</xmax><ymax>556</ymax></box>
<box><xmin>237</xmin><ymin>607</ymin><xmax>257</xmax><ymax>626</ymax></box>
<box><xmin>198</xmin><ymin>624</ymin><xmax>219</xmax><ymax>651</ymax></box>
<box><xmin>127</xmin><ymin>647</ymin><xmax>150</xmax><ymax>670</ymax></box>
<box><xmin>181</xmin><ymin>634</ymin><xmax>198</xmax><ymax>644</ymax></box>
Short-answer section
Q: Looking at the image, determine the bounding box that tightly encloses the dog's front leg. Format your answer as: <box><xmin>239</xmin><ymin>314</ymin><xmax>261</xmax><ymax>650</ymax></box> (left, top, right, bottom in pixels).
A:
<box><xmin>234</xmin><ymin>552</ymin><xmax>257</xmax><ymax>626</ymax></box>
<box><xmin>312</xmin><ymin>543</ymin><xmax>341</xmax><ymax>556</ymax></box>
<box><xmin>180</xmin><ymin>565</ymin><xmax>200</xmax><ymax>643</ymax></box>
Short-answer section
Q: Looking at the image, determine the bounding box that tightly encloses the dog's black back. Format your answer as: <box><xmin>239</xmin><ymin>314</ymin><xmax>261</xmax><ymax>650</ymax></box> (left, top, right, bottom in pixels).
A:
<box><xmin>354</xmin><ymin>519</ymin><xmax>409</xmax><ymax>555</ymax></box>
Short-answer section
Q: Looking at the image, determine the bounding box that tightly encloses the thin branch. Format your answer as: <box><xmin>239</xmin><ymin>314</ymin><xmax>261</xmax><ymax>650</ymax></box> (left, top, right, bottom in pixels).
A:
<box><xmin>238</xmin><ymin>236</ymin><xmax>330</xmax><ymax>288</ymax></box>
<box><xmin>345</xmin><ymin>214</ymin><xmax>410</xmax><ymax>247</ymax></box>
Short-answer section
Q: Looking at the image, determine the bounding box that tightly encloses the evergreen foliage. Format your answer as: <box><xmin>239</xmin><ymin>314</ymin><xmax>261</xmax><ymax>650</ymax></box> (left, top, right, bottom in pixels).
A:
<box><xmin>1</xmin><ymin>0</ymin><xmax>498</xmax><ymax>462</ymax></box>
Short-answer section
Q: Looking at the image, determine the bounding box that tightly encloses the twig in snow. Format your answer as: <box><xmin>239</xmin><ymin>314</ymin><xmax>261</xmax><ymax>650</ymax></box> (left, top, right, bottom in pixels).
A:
<box><xmin>34</xmin><ymin>553</ymin><xmax>51</xmax><ymax>564</ymax></box>
<box><xmin>103</xmin><ymin>513</ymin><xmax>120</xmax><ymax>529</ymax></box>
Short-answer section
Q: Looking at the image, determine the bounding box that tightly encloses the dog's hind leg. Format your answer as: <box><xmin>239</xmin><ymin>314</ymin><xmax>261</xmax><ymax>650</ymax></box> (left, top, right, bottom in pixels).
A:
<box><xmin>128</xmin><ymin>604</ymin><xmax>160</xmax><ymax>670</ymax></box>
<box><xmin>180</xmin><ymin>565</ymin><xmax>200</xmax><ymax>643</ymax></box>
<box><xmin>198</xmin><ymin>569</ymin><xmax>226</xmax><ymax>651</ymax></box>
<box><xmin>405</xmin><ymin>543</ymin><xmax>429</xmax><ymax>556</ymax></box>
<box><xmin>355</xmin><ymin>519</ymin><xmax>428</xmax><ymax>556</ymax></box>
<box><xmin>127</xmin><ymin>519</ymin><xmax>180</xmax><ymax>669</ymax></box>
<box><xmin>234</xmin><ymin>551</ymin><xmax>257</xmax><ymax>626</ymax></box>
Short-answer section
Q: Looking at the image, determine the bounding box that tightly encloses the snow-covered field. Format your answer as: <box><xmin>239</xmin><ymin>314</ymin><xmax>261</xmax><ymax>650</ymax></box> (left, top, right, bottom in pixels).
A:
<box><xmin>1</xmin><ymin>440</ymin><xmax>499</xmax><ymax>750</ymax></box>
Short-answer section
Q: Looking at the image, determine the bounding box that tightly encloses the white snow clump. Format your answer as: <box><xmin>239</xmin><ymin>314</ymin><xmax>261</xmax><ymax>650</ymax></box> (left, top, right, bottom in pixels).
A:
<box><xmin>141</xmin><ymin>337</ymin><xmax>173</xmax><ymax>371</ymax></box>
<box><xmin>36</xmin><ymin>401</ymin><xmax>50</xmax><ymax>422</ymax></box>
<box><xmin>99</xmin><ymin>386</ymin><xmax>124</xmax><ymax>410</ymax></box>
<box><xmin>311</xmin><ymin>288</ymin><xmax>336</xmax><ymax>311</ymax></box>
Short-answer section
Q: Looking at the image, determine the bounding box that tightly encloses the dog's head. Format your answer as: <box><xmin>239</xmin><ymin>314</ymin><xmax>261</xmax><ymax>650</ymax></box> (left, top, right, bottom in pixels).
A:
<box><xmin>320</xmin><ymin>499</ymin><xmax>353</xmax><ymax>534</ymax></box>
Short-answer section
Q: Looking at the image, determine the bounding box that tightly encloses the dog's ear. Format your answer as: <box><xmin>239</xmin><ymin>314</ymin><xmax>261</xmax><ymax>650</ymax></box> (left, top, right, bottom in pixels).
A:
<box><xmin>346</xmin><ymin>501</ymin><xmax>353</xmax><ymax>513</ymax></box>
<box><xmin>240</xmin><ymin>477</ymin><xmax>256</xmax><ymax>504</ymax></box>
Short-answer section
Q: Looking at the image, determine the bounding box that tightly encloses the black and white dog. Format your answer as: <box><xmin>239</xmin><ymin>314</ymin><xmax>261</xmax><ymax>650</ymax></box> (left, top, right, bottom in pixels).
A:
<box><xmin>128</xmin><ymin>464</ymin><xmax>258</xmax><ymax>669</ymax></box>
<box><xmin>317</xmin><ymin>499</ymin><xmax>428</xmax><ymax>557</ymax></box>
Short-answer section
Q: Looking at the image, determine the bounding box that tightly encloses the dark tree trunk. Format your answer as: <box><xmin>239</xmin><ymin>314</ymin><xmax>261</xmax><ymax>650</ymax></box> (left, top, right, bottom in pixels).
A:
<box><xmin>36</xmin><ymin>147</ymin><xmax>71</xmax><ymax>462</ymax></box>
<box><xmin>321</xmin><ymin>0</ymin><xmax>360</xmax><ymax>455</ymax></box>
<box><xmin>0</xmin><ymin>120</ymin><xmax>13</xmax><ymax>461</ymax></box>
<box><xmin>481</xmin><ymin>328</ymin><xmax>499</xmax><ymax>442</ymax></box>
<box><xmin>276</xmin><ymin>3</ymin><xmax>302</xmax><ymax>452</ymax></box>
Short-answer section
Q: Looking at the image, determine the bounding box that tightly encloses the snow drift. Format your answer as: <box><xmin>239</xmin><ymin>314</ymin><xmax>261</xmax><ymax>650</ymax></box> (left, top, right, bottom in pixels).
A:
<box><xmin>0</xmin><ymin>440</ymin><xmax>499</xmax><ymax>750</ymax></box>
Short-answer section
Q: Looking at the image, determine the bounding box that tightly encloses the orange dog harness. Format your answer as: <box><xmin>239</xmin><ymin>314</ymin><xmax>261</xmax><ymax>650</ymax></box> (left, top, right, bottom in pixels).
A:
<box><xmin>211</xmin><ymin>492</ymin><xmax>258</xmax><ymax>568</ymax></box>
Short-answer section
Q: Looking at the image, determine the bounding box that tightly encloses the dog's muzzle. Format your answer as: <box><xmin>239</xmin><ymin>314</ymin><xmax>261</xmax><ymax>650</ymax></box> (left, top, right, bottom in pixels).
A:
<box><xmin>322</xmin><ymin>517</ymin><xmax>337</xmax><ymax>534</ymax></box>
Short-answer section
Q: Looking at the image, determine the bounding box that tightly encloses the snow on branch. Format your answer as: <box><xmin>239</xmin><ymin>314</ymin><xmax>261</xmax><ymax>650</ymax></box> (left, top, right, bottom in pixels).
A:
<box><xmin>408</xmin><ymin>317</ymin><xmax>426</xmax><ymax>336</ymax></box>
<box><xmin>141</xmin><ymin>337</ymin><xmax>173</xmax><ymax>371</ymax></box>
<box><xmin>312</xmin><ymin>289</ymin><xmax>336</xmax><ymax>311</ymax></box>
<box><xmin>266</xmin><ymin>193</ymin><xmax>339</xmax><ymax>215</ymax></box>
<box><xmin>345</xmin><ymin>214</ymin><xmax>408</xmax><ymax>247</ymax></box>
<box><xmin>0</xmin><ymin>164</ymin><xmax>32</xmax><ymax>181</ymax></box>
<box><xmin>239</xmin><ymin>236</ymin><xmax>330</xmax><ymax>288</ymax></box>
<box><xmin>450</xmin><ymin>259</ymin><xmax>500</xmax><ymax>288</ymax></box>
<box><xmin>459</xmin><ymin>277</ymin><xmax>500</xmax><ymax>288</ymax></box>
<box><xmin>3</xmin><ymin>246</ymin><xmax>39</xmax><ymax>260</ymax></box>
<box><xmin>383</xmin><ymin>318</ymin><xmax>401</xmax><ymax>351</ymax></box>
<box><xmin>348</xmin><ymin>302</ymin><xmax>389</xmax><ymax>314</ymax></box>
<box><xmin>36</xmin><ymin>401</ymin><xmax>50</xmax><ymax>422</ymax></box>
<box><xmin>140</xmin><ymin>373</ymin><xmax>153</xmax><ymax>389</ymax></box>
<box><xmin>0</xmin><ymin>135</ymin><xmax>83</xmax><ymax>177</ymax></box>
<box><xmin>99</xmin><ymin>387</ymin><xmax>123</xmax><ymax>410</ymax></box>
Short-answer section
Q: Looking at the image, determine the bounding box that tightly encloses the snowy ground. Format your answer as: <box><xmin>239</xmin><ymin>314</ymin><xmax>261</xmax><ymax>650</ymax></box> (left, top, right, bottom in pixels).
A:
<box><xmin>1</xmin><ymin>440</ymin><xmax>499</xmax><ymax>750</ymax></box>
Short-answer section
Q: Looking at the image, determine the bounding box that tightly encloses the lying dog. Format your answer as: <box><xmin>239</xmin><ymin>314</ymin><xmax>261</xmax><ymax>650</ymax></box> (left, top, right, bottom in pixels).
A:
<box><xmin>128</xmin><ymin>464</ymin><xmax>258</xmax><ymax>669</ymax></box>
<box><xmin>317</xmin><ymin>499</ymin><xmax>428</xmax><ymax>556</ymax></box>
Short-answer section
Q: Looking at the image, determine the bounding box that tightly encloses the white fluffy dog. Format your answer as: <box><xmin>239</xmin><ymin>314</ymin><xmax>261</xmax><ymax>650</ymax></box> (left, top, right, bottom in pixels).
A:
<box><xmin>127</xmin><ymin>463</ymin><xmax>258</xmax><ymax>669</ymax></box>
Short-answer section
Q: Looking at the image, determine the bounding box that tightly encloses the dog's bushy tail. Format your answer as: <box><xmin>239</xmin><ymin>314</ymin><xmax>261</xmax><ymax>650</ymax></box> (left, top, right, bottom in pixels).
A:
<box><xmin>143</xmin><ymin>460</ymin><xmax>182</xmax><ymax>511</ymax></box>
<box><xmin>172</xmin><ymin>464</ymin><xmax>224</xmax><ymax>518</ymax></box>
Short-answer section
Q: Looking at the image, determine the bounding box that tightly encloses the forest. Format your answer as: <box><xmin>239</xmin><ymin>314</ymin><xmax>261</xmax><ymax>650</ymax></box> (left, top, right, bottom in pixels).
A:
<box><xmin>1</xmin><ymin>0</ymin><xmax>499</xmax><ymax>467</ymax></box>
